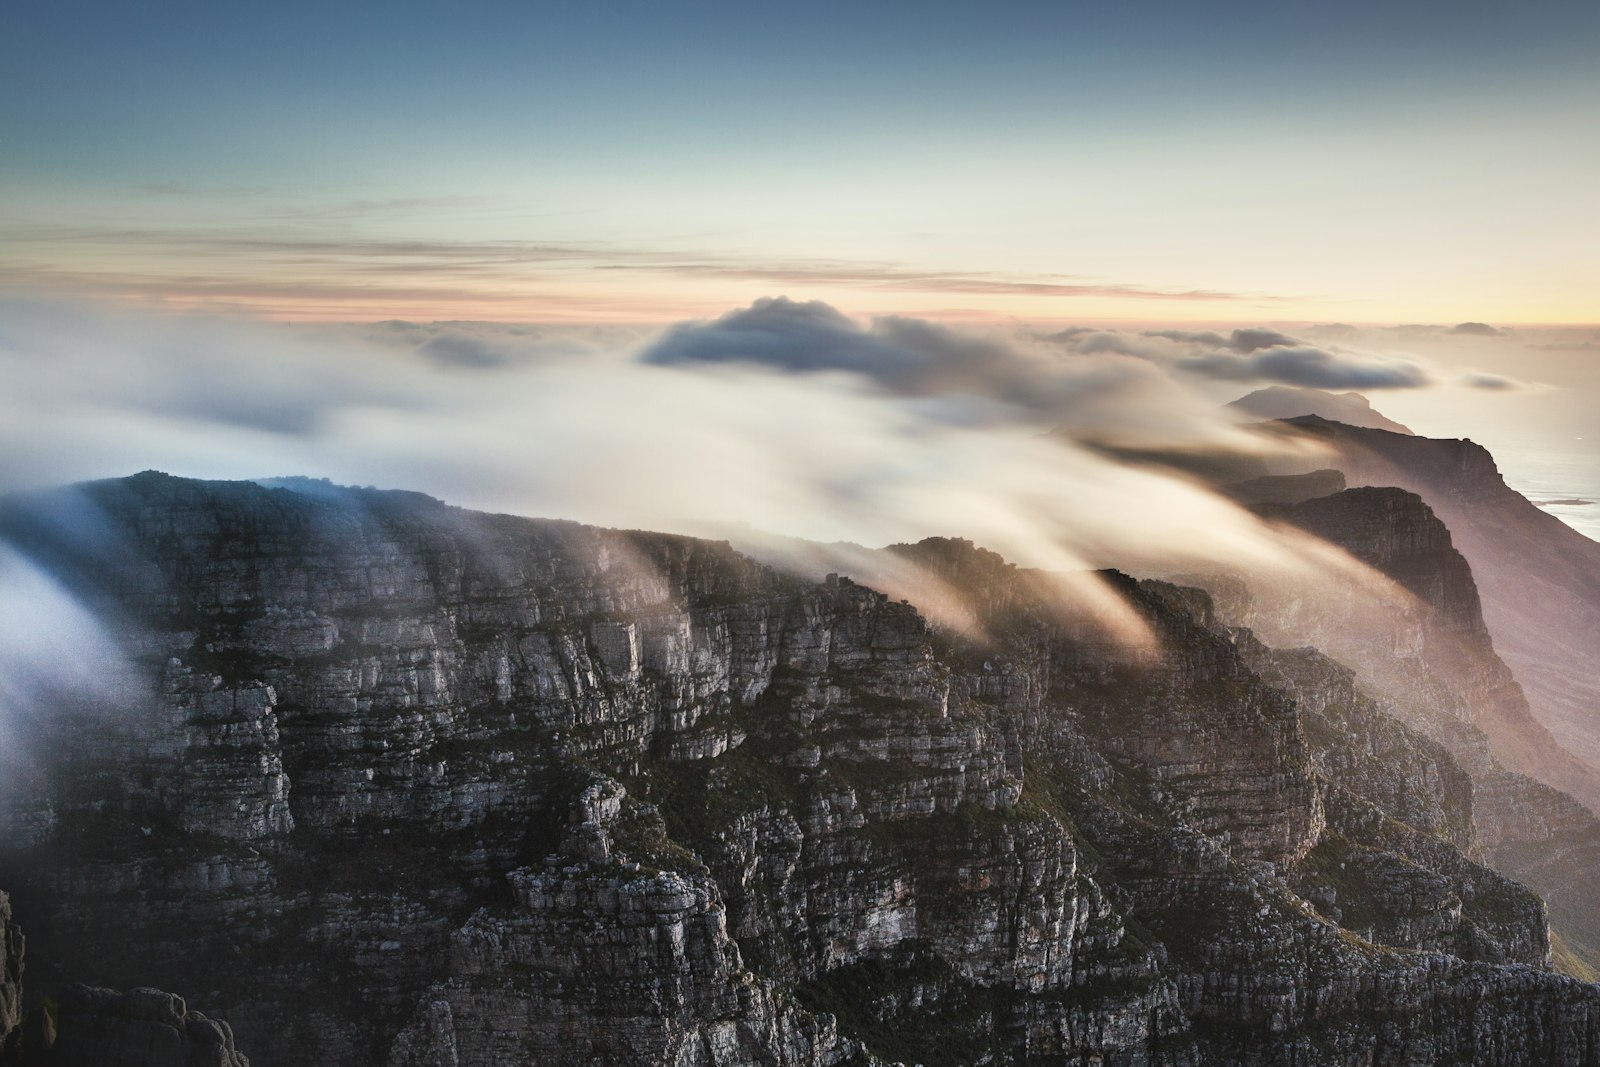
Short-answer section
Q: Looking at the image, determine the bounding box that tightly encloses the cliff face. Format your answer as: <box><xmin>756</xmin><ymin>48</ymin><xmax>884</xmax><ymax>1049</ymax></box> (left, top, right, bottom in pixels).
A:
<box><xmin>1280</xmin><ymin>417</ymin><xmax>1600</xmax><ymax>792</ymax></box>
<box><xmin>1258</xmin><ymin>486</ymin><xmax>1588</xmax><ymax>789</ymax></box>
<box><xmin>4</xmin><ymin>985</ymin><xmax>253</xmax><ymax>1067</ymax></box>
<box><xmin>1220</xmin><ymin>484</ymin><xmax>1600</xmax><ymax>976</ymax></box>
<box><xmin>0</xmin><ymin>474</ymin><xmax>1596</xmax><ymax>1066</ymax></box>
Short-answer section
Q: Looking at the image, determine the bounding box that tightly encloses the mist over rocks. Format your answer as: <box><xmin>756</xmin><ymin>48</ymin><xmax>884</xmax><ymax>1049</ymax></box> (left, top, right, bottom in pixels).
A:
<box><xmin>1149</xmin><ymin>417</ymin><xmax>1600</xmax><ymax>982</ymax></box>
<box><xmin>1226</xmin><ymin>386</ymin><xmax>1416</xmax><ymax>434</ymax></box>
<box><xmin>1</xmin><ymin>473</ymin><xmax>1599</xmax><ymax>1065</ymax></box>
<box><xmin>1268</xmin><ymin>416</ymin><xmax>1600</xmax><ymax>783</ymax></box>
<box><xmin>4</xmin><ymin>0</ymin><xmax>1594</xmax><ymax>1057</ymax></box>
<box><xmin>0</xmin><ymin>300</ymin><xmax>1593</xmax><ymax>1067</ymax></box>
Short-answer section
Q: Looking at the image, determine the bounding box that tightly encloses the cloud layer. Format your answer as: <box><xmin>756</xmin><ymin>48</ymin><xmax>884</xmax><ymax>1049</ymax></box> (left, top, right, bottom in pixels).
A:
<box><xmin>0</xmin><ymin>294</ymin><xmax>1547</xmax><ymax>612</ymax></box>
<box><xmin>1177</xmin><ymin>345</ymin><xmax>1431</xmax><ymax>389</ymax></box>
<box><xmin>0</xmin><ymin>223</ymin><xmax>1266</xmax><ymax>320</ymax></box>
<box><xmin>0</xmin><ymin>296</ymin><xmax>1330</xmax><ymax>576</ymax></box>
<box><xmin>1</xmin><ymin>293</ymin><xmax>1560</xmax><ymax>742</ymax></box>
<box><xmin>640</xmin><ymin>297</ymin><xmax>1242</xmax><ymax>445</ymax></box>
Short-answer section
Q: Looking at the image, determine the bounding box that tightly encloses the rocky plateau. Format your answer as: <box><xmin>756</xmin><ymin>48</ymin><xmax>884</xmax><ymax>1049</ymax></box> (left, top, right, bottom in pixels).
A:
<box><xmin>0</xmin><ymin>469</ymin><xmax>1597</xmax><ymax>1065</ymax></box>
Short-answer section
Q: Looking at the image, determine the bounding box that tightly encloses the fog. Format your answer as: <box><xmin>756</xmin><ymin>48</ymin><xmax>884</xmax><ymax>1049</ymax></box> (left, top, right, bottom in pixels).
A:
<box><xmin>0</xmin><ymin>295</ymin><xmax>1562</xmax><ymax>714</ymax></box>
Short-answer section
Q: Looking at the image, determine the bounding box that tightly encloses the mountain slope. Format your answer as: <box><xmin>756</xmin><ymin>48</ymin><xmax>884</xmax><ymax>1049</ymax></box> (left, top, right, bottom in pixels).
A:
<box><xmin>1280</xmin><ymin>416</ymin><xmax>1600</xmax><ymax>783</ymax></box>
<box><xmin>0</xmin><ymin>474</ymin><xmax>1596</xmax><ymax>1066</ymax></box>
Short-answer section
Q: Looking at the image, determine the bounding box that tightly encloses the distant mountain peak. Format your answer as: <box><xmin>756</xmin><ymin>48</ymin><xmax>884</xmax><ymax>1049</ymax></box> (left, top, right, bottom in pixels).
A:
<box><xmin>1226</xmin><ymin>385</ymin><xmax>1414</xmax><ymax>434</ymax></box>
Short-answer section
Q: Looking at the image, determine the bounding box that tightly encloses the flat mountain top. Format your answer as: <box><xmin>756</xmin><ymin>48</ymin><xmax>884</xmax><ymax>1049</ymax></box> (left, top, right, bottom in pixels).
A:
<box><xmin>1227</xmin><ymin>385</ymin><xmax>1414</xmax><ymax>434</ymax></box>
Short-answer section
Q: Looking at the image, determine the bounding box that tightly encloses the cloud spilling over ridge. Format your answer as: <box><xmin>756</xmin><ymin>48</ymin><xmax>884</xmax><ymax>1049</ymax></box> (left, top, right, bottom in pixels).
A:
<box><xmin>0</xmin><ymin>544</ymin><xmax>135</xmax><ymax>808</ymax></box>
<box><xmin>0</xmin><ymin>295</ymin><xmax>1572</xmax><ymax>777</ymax></box>
<box><xmin>0</xmin><ymin>296</ymin><xmax>1313</xmax><ymax>568</ymax></box>
<box><xmin>0</xmin><ymin>296</ymin><xmax>1510</xmax><ymax>645</ymax></box>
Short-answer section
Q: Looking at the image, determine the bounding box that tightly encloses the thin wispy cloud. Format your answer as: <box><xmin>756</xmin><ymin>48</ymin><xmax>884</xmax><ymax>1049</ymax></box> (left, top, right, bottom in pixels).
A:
<box><xmin>0</xmin><ymin>223</ymin><xmax>1274</xmax><ymax>319</ymax></box>
<box><xmin>631</xmin><ymin>263</ymin><xmax>1256</xmax><ymax>302</ymax></box>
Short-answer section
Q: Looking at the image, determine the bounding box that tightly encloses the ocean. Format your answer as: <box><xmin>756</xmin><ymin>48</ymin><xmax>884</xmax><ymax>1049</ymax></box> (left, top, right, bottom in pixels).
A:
<box><xmin>1494</xmin><ymin>441</ymin><xmax>1600</xmax><ymax>542</ymax></box>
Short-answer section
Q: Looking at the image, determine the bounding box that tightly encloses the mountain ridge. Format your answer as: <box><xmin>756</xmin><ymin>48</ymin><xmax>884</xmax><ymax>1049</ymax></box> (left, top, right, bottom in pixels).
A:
<box><xmin>1</xmin><ymin>473</ymin><xmax>1599</xmax><ymax>1065</ymax></box>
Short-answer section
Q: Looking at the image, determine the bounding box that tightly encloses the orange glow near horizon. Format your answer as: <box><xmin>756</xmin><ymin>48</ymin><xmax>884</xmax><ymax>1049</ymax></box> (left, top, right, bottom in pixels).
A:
<box><xmin>6</xmin><ymin>270</ymin><xmax>1596</xmax><ymax>328</ymax></box>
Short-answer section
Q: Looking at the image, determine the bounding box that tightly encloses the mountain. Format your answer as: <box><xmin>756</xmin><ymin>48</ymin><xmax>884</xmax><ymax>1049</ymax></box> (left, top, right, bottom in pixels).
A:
<box><xmin>1204</xmin><ymin>484</ymin><xmax>1600</xmax><ymax>974</ymax></box>
<box><xmin>1277</xmin><ymin>417</ymin><xmax>1600</xmax><ymax>792</ymax></box>
<box><xmin>2</xmin><ymin>473</ymin><xmax>1599</xmax><ymax>1066</ymax></box>
<box><xmin>1226</xmin><ymin>386</ymin><xmax>1415</xmax><ymax>434</ymax></box>
<box><xmin>1165</xmin><ymin>409</ymin><xmax>1600</xmax><ymax>979</ymax></box>
<box><xmin>1261</xmin><ymin>486</ymin><xmax>1600</xmax><ymax>807</ymax></box>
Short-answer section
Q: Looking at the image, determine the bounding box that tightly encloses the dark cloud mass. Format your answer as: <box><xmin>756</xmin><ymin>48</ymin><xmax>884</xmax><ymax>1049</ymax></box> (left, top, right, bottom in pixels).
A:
<box><xmin>1179</xmin><ymin>346</ymin><xmax>1431</xmax><ymax>390</ymax></box>
<box><xmin>1101</xmin><ymin>322</ymin><xmax>1435</xmax><ymax>391</ymax></box>
<box><xmin>1450</xmin><ymin>322</ymin><xmax>1504</xmax><ymax>336</ymax></box>
<box><xmin>638</xmin><ymin>297</ymin><xmax>1228</xmax><ymax>441</ymax></box>
<box><xmin>643</xmin><ymin>298</ymin><xmax>915</xmax><ymax>379</ymax></box>
<box><xmin>1226</xmin><ymin>327</ymin><xmax>1304</xmax><ymax>353</ymax></box>
<box><xmin>1460</xmin><ymin>371</ymin><xmax>1524</xmax><ymax>391</ymax></box>
<box><xmin>418</xmin><ymin>332</ymin><xmax>509</xmax><ymax>369</ymax></box>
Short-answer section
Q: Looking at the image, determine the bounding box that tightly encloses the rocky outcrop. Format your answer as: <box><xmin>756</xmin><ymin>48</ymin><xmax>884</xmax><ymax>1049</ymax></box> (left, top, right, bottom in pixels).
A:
<box><xmin>4</xmin><ymin>890</ymin><xmax>254</xmax><ymax>1067</ymax></box>
<box><xmin>1233</xmin><ymin>634</ymin><xmax>1475</xmax><ymax>851</ymax></box>
<box><xmin>1225</xmin><ymin>468</ymin><xmax>1347</xmax><ymax>506</ymax></box>
<box><xmin>1193</xmin><ymin>483</ymin><xmax>1600</xmax><ymax>979</ymax></box>
<box><xmin>1</xmin><ymin>474</ymin><xmax>1597</xmax><ymax>1066</ymax></box>
<box><xmin>3</xmin><ymin>984</ymin><xmax>250</xmax><ymax>1067</ymax></box>
<box><xmin>1226</xmin><ymin>386</ymin><xmax>1415</xmax><ymax>434</ymax></box>
<box><xmin>0</xmin><ymin>895</ymin><xmax>19</xmax><ymax>1046</ymax></box>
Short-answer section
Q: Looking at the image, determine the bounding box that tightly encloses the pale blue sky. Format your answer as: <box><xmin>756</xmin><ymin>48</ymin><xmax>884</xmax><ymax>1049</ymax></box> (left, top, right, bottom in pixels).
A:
<box><xmin>4</xmin><ymin>0</ymin><xmax>1596</xmax><ymax>321</ymax></box>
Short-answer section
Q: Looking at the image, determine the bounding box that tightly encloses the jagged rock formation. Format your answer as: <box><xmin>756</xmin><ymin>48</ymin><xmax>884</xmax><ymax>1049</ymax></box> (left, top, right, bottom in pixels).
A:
<box><xmin>1</xmin><ymin>903</ymin><xmax>248</xmax><ymax>1067</ymax></box>
<box><xmin>3</xmin><ymin>984</ymin><xmax>251</xmax><ymax>1067</ymax></box>
<box><xmin>1</xmin><ymin>473</ymin><xmax>1597</xmax><ymax>1066</ymax></box>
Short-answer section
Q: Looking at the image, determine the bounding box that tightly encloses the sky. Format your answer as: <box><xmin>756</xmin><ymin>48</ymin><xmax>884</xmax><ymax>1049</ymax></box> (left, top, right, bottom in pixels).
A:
<box><xmin>3</xmin><ymin>0</ymin><xmax>1597</xmax><ymax>324</ymax></box>
<box><xmin>0</xmin><ymin>1</ymin><xmax>1596</xmax><ymax>552</ymax></box>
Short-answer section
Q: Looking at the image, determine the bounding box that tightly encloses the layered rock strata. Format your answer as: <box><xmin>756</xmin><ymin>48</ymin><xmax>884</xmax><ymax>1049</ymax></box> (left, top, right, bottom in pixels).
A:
<box><xmin>0</xmin><ymin>474</ymin><xmax>1595</xmax><ymax>1065</ymax></box>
